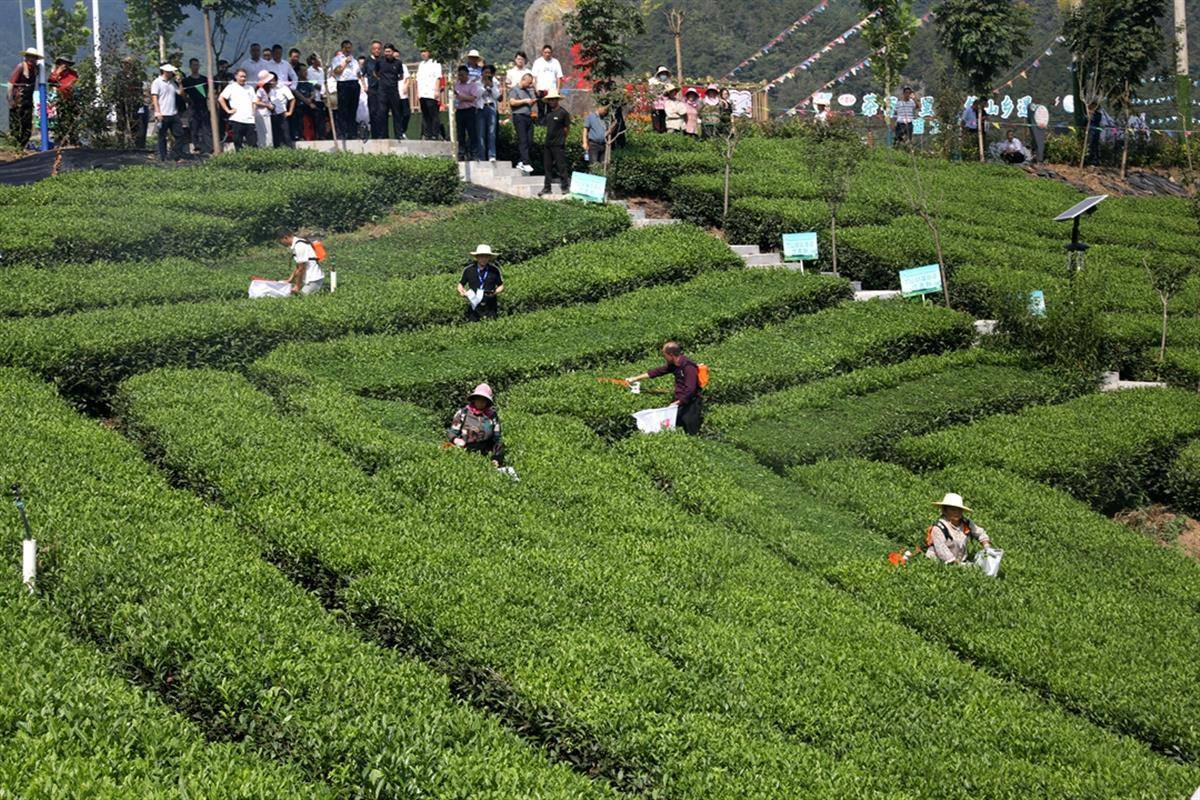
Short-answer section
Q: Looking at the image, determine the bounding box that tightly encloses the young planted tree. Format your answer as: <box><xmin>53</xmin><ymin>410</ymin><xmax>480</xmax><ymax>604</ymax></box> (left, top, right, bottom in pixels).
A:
<box><xmin>192</xmin><ymin>2</ymin><xmax>276</xmax><ymax>155</ymax></box>
<box><xmin>665</xmin><ymin>7</ymin><xmax>685</xmax><ymax>83</ymax></box>
<box><xmin>861</xmin><ymin>0</ymin><xmax>919</xmax><ymax>99</ymax></box>
<box><xmin>126</xmin><ymin>0</ymin><xmax>188</xmax><ymax>64</ymax></box>
<box><xmin>1143</xmin><ymin>254</ymin><xmax>1193</xmax><ymax>366</ymax></box>
<box><xmin>292</xmin><ymin>0</ymin><xmax>357</xmax><ymax>151</ymax></box>
<box><xmin>26</xmin><ymin>0</ymin><xmax>91</xmax><ymax>61</ymax></box>
<box><xmin>814</xmin><ymin>122</ymin><xmax>867</xmax><ymax>276</ymax></box>
<box><xmin>403</xmin><ymin>0</ymin><xmax>492</xmax><ymax>159</ymax></box>
<box><xmin>903</xmin><ymin>153</ymin><xmax>951</xmax><ymax>307</ymax></box>
<box><xmin>1062</xmin><ymin>0</ymin><xmax>1164</xmax><ymax>175</ymax></box>
<box><xmin>934</xmin><ymin>0</ymin><xmax>1031</xmax><ymax>161</ymax></box>
<box><xmin>566</xmin><ymin>0</ymin><xmax>647</xmax><ymax>180</ymax></box>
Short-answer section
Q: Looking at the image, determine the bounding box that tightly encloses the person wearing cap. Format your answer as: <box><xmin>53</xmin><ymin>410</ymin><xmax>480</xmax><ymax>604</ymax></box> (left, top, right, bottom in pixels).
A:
<box><xmin>924</xmin><ymin>493</ymin><xmax>992</xmax><ymax>564</ymax></box>
<box><xmin>447</xmin><ymin>383</ymin><xmax>505</xmax><ymax>467</ymax></box>
<box><xmin>457</xmin><ymin>244</ymin><xmax>504</xmax><ymax>321</ymax></box>
<box><xmin>182</xmin><ymin>58</ymin><xmax>212</xmax><ymax>155</ymax></box>
<box><xmin>219</xmin><ymin>68</ymin><xmax>262</xmax><ymax>149</ymax></box>
<box><xmin>663</xmin><ymin>85</ymin><xmax>687</xmax><ymax>133</ymax></box>
<box><xmin>331</xmin><ymin>39</ymin><xmax>361</xmax><ymax>140</ymax></box>
<box><xmin>150</xmin><ymin>64</ymin><xmax>186</xmax><ymax>161</ymax></box>
<box><xmin>280</xmin><ymin>232</ymin><xmax>325</xmax><ymax>295</ymax></box>
<box><xmin>538</xmin><ymin>89</ymin><xmax>571</xmax><ymax>197</ymax></box>
<box><xmin>531</xmin><ymin>44</ymin><xmax>563</xmax><ymax>120</ymax></box>
<box><xmin>508</xmin><ymin>71</ymin><xmax>538</xmax><ymax>173</ymax></box>
<box><xmin>649</xmin><ymin>66</ymin><xmax>672</xmax><ymax>133</ymax></box>
<box><xmin>625</xmin><ymin>342</ymin><xmax>704</xmax><ymax>436</ymax></box>
<box><xmin>893</xmin><ymin>85</ymin><xmax>916</xmax><ymax>146</ymax></box>
<box><xmin>700</xmin><ymin>84</ymin><xmax>723</xmax><ymax>138</ymax></box>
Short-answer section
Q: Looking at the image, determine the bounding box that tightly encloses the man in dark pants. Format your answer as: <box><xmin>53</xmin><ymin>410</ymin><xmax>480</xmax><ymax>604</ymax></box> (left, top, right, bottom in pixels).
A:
<box><xmin>457</xmin><ymin>244</ymin><xmax>504</xmax><ymax>321</ymax></box>
<box><xmin>538</xmin><ymin>90</ymin><xmax>570</xmax><ymax>197</ymax></box>
<box><xmin>182</xmin><ymin>58</ymin><xmax>211</xmax><ymax>155</ymax></box>
<box><xmin>150</xmin><ymin>63</ymin><xmax>186</xmax><ymax>161</ymax></box>
<box><xmin>364</xmin><ymin>40</ymin><xmax>384</xmax><ymax>138</ymax></box>
<box><xmin>626</xmin><ymin>342</ymin><xmax>704</xmax><ymax>435</ymax></box>
<box><xmin>377</xmin><ymin>44</ymin><xmax>409</xmax><ymax>138</ymax></box>
<box><xmin>214</xmin><ymin>59</ymin><xmax>233</xmax><ymax>144</ymax></box>
<box><xmin>416</xmin><ymin>48</ymin><xmax>442</xmax><ymax>140</ymax></box>
<box><xmin>7</xmin><ymin>48</ymin><xmax>41</xmax><ymax>149</ymax></box>
<box><xmin>330</xmin><ymin>39</ymin><xmax>360</xmax><ymax>140</ymax></box>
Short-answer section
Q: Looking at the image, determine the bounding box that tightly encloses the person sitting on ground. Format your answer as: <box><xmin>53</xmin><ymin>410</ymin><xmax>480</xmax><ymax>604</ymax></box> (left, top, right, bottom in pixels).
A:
<box><xmin>447</xmin><ymin>383</ymin><xmax>505</xmax><ymax>467</ymax></box>
<box><xmin>999</xmin><ymin>128</ymin><xmax>1028</xmax><ymax>164</ymax></box>
<box><xmin>925</xmin><ymin>493</ymin><xmax>991</xmax><ymax>564</ymax></box>
<box><xmin>625</xmin><ymin>341</ymin><xmax>704</xmax><ymax>435</ymax></box>
<box><xmin>457</xmin><ymin>244</ymin><xmax>503</xmax><ymax>320</ymax></box>
<box><xmin>280</xmin><ymin>232</ymin><xmax>324</xmax><ymax>295</ymax></box>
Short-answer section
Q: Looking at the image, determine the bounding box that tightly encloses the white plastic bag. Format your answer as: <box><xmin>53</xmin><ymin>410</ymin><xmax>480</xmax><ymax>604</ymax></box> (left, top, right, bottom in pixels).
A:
<box><xmin>248</xmin><ymin>279</ymin><xmax>293</xmax><ymax>299</ymax></box>
<box><xmin>632</xmin><ymin>405</ymin><xmax>678</xmax><ymax>434</ymax></box>
<box><xmin>465</xmin><ymin>288</ymin><xmax>484</xmax><ymax>309</ymax></box>
<box><xmin>356</xmin><ymin>91</ymin><xmax>370</xmax><ymax>125</ymax></box>
<box><xmin>973</xmin><ymin>547</ymin><xmax>1004</xmax><ymax>578</ymax></box>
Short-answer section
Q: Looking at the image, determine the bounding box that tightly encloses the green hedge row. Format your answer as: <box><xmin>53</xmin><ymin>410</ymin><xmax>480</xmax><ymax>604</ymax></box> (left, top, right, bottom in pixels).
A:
<box><xmin>1104</xmin><ymin>314</ymin><xmax>1200</xmax><ymax>377</ymax></box>
<box><xmin>892</xmin><ymin>388</ymin><xmax>1200</xmax><ymax>511</ymax></box>
<box><xmin>0</xmin><ymin>224</ymin><xmax>711</xmax><ymax>408</ymax></box>
<box><xmin>0</xmin><ymin>151</ymin><xmax>460</xmax><ymax>266</ymax></box>
<box><xmin>118</xmin><ymin>368</ymin><xmax>1198</xmax><ymax>798</ymax></box>
<box><xmin>506</xmin><ymin>300</ymin><xmax>971</xmax><ymax>438</ymax></box>
<box><xmin>0</xmin><ymin>584</ymin><xmax>322</xmax><ymax>797</ymax></box>
<box><xmin>723</xmin><ymin>196</ymin><xmax>894</xmax><ymax>259</ymax></box>
<box><xmin>1167</xmin><ymin>438</ymin><xmax>1200</xmax><ymax>515</ymax></box>
<box><xmin>714</xmin><ymin>351</ymin><xmax>1083</xmax><ymax>469</ymax></box>
<box><xmin>250</xmin><ymin>268</ymin><xmax>846</xmax><ymax>411</ymax></box>
<box><xmin>0</xmin><ymin>368</ymin><xmax>601</xmax><ymax>799</ymax></box>
<box><xmin>789</xmin><ymin>457</ymin><xmax>1200</xmax><ymax>763</ymax></box>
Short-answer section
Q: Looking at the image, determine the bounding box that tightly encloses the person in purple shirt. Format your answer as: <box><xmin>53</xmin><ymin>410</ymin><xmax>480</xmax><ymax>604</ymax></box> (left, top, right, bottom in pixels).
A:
<box><xmin>626</xmin><ymin>341</ymin><xmax>703</xmax><ymax>435</ymax></box>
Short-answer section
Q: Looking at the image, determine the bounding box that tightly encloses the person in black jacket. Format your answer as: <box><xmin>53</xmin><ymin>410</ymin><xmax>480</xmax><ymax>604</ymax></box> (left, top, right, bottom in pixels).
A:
<box><xmin>457</xmin><ymin>244</ymin><xmax>504</xmax><ymax>321</ymax></box>
<box><xmin>377</xmin><ymin>44</ymin><xmax>410</xmax><ymax>139</ymax></box>
<box><xmin>539</xmin><ymin>90</ymin><xmax>570</xmax><ymax>197</ymax></box>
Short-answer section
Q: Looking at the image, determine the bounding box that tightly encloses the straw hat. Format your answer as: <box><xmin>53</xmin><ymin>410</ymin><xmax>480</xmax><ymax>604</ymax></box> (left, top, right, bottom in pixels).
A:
<box><xmin>543</xmin><ymin>89</ymin><xmax>563</xmax><ymax>100</ymax></box>
<box><xmin>21</xmin><ymin>48</ymin><xmax>43</xmax><ymax>59</ymax></box>
<box><xmin>466</xmin><ymin>49</ymin><xmax>482</xmax><ymax>59</ymax></box>
<box><xmin>470</xmin><ymin>244</ymin><xmax>497</xmax><ymax>257</ymax></box>
<box><xmin>932</xmin><ymin>493</ymin><xmax>972</xmax><ymax>513</ymax></box>
<box><xmin>468</xmin><ymin>383</ymin><xmax>494</xmax><ymax>404</ymax></box>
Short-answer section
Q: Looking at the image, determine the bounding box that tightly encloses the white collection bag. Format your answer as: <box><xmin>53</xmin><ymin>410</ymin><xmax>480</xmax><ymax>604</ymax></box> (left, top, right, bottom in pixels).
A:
<box><xmin>248</xmin><ymin>279</ymin><xmax>293</xmax><ymax>299</ymax></box>
<box><xmin>973</xmin><ymin>547</ymin><xmax>1004</xmax><ymax>578</ymax></box>
<box><xmin>632</xmin><ymin>405</ymin><xmax>678</xmax><ymax>434</ymax></box>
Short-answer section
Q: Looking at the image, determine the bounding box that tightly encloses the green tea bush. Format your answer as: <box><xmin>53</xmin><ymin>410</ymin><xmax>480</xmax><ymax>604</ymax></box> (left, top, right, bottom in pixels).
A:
<box><xmin>607</xmin><ymin>147</ymin><xmax>723</xmax><ymax>197</ymax></box>
<box><xmin>789</xmin><ymin>457</ymin><xmax>1200</xmax><ymax>762</ymax></box>
<box><xmin>118</xmin><ymin>368</ymin><xmax>1200</xmax><ymax>798</ymax></box>
<box><xmin>0</xmin><ymin>585</ymin><xmax>322</xmax><ymax>797</ymax></box>
<box><xmin>1104</xmin><ymin>314</ymin><xmax>1200</xmax><ymax>376</ymax></box>
<box><xmin>506</xmin><ymin>300</ymin><xmax>970</xmax><ymax>438</ymax></box>
<box><xmin>0</xmin><ymin>368</ymin><xmax>601</xmax><ymax>799</ymax></box>
<box><xmin>0</xmin><ymin>224</ymin><xmax>712</xmax><ymax>407</ymax></box>
<box><xmin>250</xmin><ymin>269</ymin><xmax>848</xmax><ymax>411</ymax></box>
<box><xmin>723</xmin><ymin>196</ymin><xmax>892</xmax><ymax>256</ymax></box>
<box><xmin>892</xmin><ymin>388</ymin><xmax>1200</xmax><ymax>510</ymax></box>
<box><xmin>1167</xmin><ymin>438</ymin><xmax>1200</xmax><ymax>515</ymax></box>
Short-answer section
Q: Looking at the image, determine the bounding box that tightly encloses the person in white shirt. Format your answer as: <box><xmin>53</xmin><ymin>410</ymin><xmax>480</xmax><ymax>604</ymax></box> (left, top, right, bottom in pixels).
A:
<box><xmin>530</xmin><ymin>44</ymin><xmax>563</xmax><ymax>118</ymax></box>
<box><xmin>253</xmin><ymin>70</ymin><xmax>276</xmax><ymax>148</ymax></box>
<box><xmin>239</xmin><ymin>43</ymin><xmax>268</xmax><ymax>83</ymax></box>
<box><xmin>260</xmin><ymin>70</ymin><xmax>295</xmax><ymax>148</ymax></box>
<box><xmin>416</xmin><ymin>49</ymin><xmax>443</xmax><ymax>140</ymax></box>
<box><xmin>506</xmin><ymin>51</ymin><xmax>532</xmax><ymax>93</ymax></box>
<box><xmin>218</xmin><ymin>68</ymin><xmax>265</xmax><ymax>149</ymax></box>
<box><xmin>330</xmin><ymin>39</ymin><xmax>360</xmax><ymax>139</ymax></box>
<box><xmin>1000</xmin><ymin>128</ymin><xmax>1028</xmax><ymax>164</ymax></box>
<box><xmin>892</xmin><ymin>85</ymin><xmax>916</xmax><ymax>145</ymax></box>
<box><xmin>150</xmin><ymin>63</ymin><xmax>185</xmax><ymax>161</ymax></box>
<box><xmin>282</xmin><ymin>233</ymin><xmax>325</xmax><ymax>295</ymax></box>
<box><xmin>266</xmin><ymin>44</ymin><xmax>297</xmax><ymax>90</ymax></box>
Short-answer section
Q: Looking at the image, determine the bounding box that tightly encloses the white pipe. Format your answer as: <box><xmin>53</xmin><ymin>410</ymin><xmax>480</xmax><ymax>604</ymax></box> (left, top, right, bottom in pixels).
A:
<box><xmin>33</xmin><ymin>0</ymin><xmax>49</xmax><ymax>151</ymax></box>
<box><xmin>18</xmin><ymin>0</ymin><xmax>27</xmax><ymax>51</ymax></box>
<box><xmin>330</xmin><ymin>270</ymin><xmax>337</xmax><ymax>293</ymax></box>
<box><xmin>91</xmin><ymin>0</ymin><xmax>101</xmax><ymax>87</ymax></box>
<box><xmin>22</xmin><ymin>539</ymin><xmax>36</xmax><ymax>592</ymax></box>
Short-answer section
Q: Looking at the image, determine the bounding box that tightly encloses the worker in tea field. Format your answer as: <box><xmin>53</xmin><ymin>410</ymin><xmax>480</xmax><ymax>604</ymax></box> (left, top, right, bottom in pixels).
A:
<box><xmin>280</xmin><ymin>233</ymin><xmax>325</xmax><ymax>295</ymax></box>
<box><xmin>925</xmin><ymin>493</ymin><xmax>992</xmax><ymax>564</ymax></box>
<box><xmin>626</xmin><ymin>342</ymin><xmax>704</xmax><ymax>435</ymax></box>
<box><xmin>7</xmin><ymin>48</ymin><xmax>42</xmax><ymax>149</ymax></box>
<box><xmin>447</xmin><ymin>383</ymin><xmax>505</xmax><ymax>467</ymax></box>
<box><xmin>458</xmin><ymin>244</ymin><xmax>504</xmax><ymax>321</ymax></box>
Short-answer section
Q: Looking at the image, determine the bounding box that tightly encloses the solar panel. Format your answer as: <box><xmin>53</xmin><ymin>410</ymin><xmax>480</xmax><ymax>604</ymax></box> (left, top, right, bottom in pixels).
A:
<box><xmin>1054</xmin><ymin>195</ymin><xmax>1108</xmax><ymax>222</ymax></box>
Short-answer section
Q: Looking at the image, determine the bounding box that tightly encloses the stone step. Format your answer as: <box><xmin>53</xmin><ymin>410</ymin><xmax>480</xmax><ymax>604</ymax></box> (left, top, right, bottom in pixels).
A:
<box><xmin>1099</xmin><ymin>371</ymin><xmax>1168</xmax><ymax>392</ymax></box>
<box><xmin>729</xmin><ymin>245</ymin><xmax>760</xmax><ymax>256</ymax></box>
<box><xmin>743</xmin><ymin>253</ymin><xmax>783</xmax><ymax>267</ymax></box>
<box><xmin>296</xmin><ymin>139</ymin><xmax>453</xmax><ymax>157</ymax></box>
<box><xmin>632</xmin><ymin>217</ymin><xmax>680</xmax><ymax>228</ymax></box>
<box><xmin>627</xmin><ymin>207</ymin><xmax>647</xmax><ymax>221</ymax></box>
<box><xmin>974</xmin><ymin>319</ymin><xmax>998</xmax><ymax>336</ymax></box>
<box><xmin>854</xmin><ymin>290</ymin><xmax>902</xmax><ymax>301</ymax></box>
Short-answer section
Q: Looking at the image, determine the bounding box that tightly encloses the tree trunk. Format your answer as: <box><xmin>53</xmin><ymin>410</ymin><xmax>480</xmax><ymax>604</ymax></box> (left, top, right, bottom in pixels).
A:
<box><xmin>446</xmin><ymin>66</ymin><xmax>457</xmax><ymax>160</ymax></box>
<box><xmin>830</xmin><ymin>213</ymin><xmax>838</xmax><ymax>276</ymax></box>
<box><xmin>158</xmin><ymin>31</ymin><xmax>167</xmax><ymax>64</ymax></box>
<box><xmin>1160</xmin><ymin>295</ymin><xmax>1169</xmax><ymax>364</ymax></box>
<box><xmin>203</xmin><ymin>9</ymin><xmax>221</xmax><ymax>156</ymax></box>
<box><xmin>330</xmin><ymin>50</ymin><xmax>347</xmax><ymax>152</ymax></box>
<box><xmin>1120</xmin><ymin>118</ymin><xmax>1130</xmax><ymax>180</ymax></box>
<box><xmin>722</xmin><ymin>146</ymin><xmax>732</xmax><ymax>223</ymax></box>
<box><xmin>674</xmin><ymin>34</ymin><xmax>684</xmax><ymax>85</ymax></box>
<box><xmin>1079</xmin><ymin>107</ymin><xmax>1091</xmax><ymax>169</ymax></box>
<box><xmin>976</xmin><ymin>110</ymin><xmax>985</xmax><ymax>162</ymax></box>
<box><xmin>928</xmin><ymin>217</ymin><xmax>949</xmax><ymax>307</ymax></box>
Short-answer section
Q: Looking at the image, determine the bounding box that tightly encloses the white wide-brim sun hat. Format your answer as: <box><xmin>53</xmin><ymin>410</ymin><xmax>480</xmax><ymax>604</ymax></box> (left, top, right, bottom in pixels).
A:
<box><xmin>471</xmin><ymin>244</ymin><xmax>497</xmax><ymax>257</ymax></box>
<box><xmin>932</xmin><ymin>492</ymin><xmax>972</xmax><ymax>513</ymax></box>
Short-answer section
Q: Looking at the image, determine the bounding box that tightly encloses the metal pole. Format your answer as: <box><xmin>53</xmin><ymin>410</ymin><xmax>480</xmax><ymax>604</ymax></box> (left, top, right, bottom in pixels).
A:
<box><xmin>19</xmin><ymin>0</ymin><xmax>27</xmax><ymax>51</ymax></box>
<box><xmin>91</xmin><ymin>0</ymin><xmax>101</xmax><ymax>93</ymax></box>
<box><xmin>33</xmin><ymin>0</ymin><xmax>49</xmax><ymax>151</ymax></box>
<box><xmin>203</xmin><ymin>8</ymin><xmax>221</xmax><ymax>155</ymax></box>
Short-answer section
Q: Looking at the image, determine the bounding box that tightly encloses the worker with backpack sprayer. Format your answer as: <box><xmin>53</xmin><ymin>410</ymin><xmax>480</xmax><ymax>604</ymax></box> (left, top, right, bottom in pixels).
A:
<box><xmin>280</xmin><ymin>232</ymin><xmax>327</xmax><ymax>295</ymax></box>
<box><xmin>625</xmin><ymin>341</ymin><xmax>708</xmax><ymax>435</ymax></box>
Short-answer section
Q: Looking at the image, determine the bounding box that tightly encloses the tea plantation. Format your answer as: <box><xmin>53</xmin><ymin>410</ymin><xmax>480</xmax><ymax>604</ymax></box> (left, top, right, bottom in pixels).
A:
<box><xmin>2</xmin><ymin>143</ymin><xmax>1198</xmax><ymax>799</ymax></box>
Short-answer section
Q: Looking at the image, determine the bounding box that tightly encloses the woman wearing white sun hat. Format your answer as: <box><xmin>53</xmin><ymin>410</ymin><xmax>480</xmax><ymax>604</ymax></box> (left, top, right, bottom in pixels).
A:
<box><xmin>457</xmin><ymin>244</ymin><xmax>504</xmax><ymax>321</ymax></box>
<box><xmin>924</xmin><ymin>492</ymin><xmax>991</xmax><ymax>564</ymax></box>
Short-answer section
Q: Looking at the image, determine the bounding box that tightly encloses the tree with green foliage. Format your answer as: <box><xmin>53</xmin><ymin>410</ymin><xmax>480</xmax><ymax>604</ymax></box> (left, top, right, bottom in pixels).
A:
<box><xmin>403</xmin><ymin>0</ymin><xmax>492</xmax><ymax>157</ymax></box>
<box><xmin>1062</xmin><ymin>0</ymin><xmax>1164</xmax><ymax>175</ymax></box>
<box><xmin>860</xmin><ymin>0</ymin><xmax>918</xmax><ymax>99</ymax></box>
<box><xmin>814</xmin><ymin>120</ymin><xmax>867</xmax><ymax>276</ymax></box>
<box><xmin>125</xmin><ymin>0</ymin><xmax>189</xmax><ymax>64</ymax></box>
<box><xmin>934</xmin><ymin>0</ymin><xmax>1032</xmax><ymax>162</ymax></box>
<box><xmin>1142</xmin><ymin>253</ymin><xmax>1192</xmax><ymax>366</ymax></box>
<box><xmin>566</xmin><ymin>0</ymin><xmax>647</xmax><ymax>178</ymax></box>
<box><xmin>292</xmin><ymin>0</ymin><xmax>357</xmax><ymax>151</ymax></box>
<box><xmin>26</xmin><ymin>0</ymin><xmax>90</xmax><ymax>62</ymax></box>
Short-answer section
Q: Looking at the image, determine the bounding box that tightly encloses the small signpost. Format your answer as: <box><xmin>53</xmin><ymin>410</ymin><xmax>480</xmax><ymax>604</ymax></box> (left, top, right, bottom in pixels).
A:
<box><xmin>12</xmin><ymin>484</ymin><xmax>35</xmax><ymax>593</ymax></box>
<box><xmin>898</xmin><ymin>264</ymin><xmax>943</xmax><ymax>299</ymax></box>
<box><xmin>782</xmin><ymin>232</ymin><xmax>819</xmax><ymax>272</ymax></box>
<box><xmin>1028</xmin><ymin>289</ymin><xmax>1046</xmax><ymax>317</ymax></box>
<box><xmin>570</xmin><ymin>171</ymin><xmax>607</xmax><ymax>203</ymax></box>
